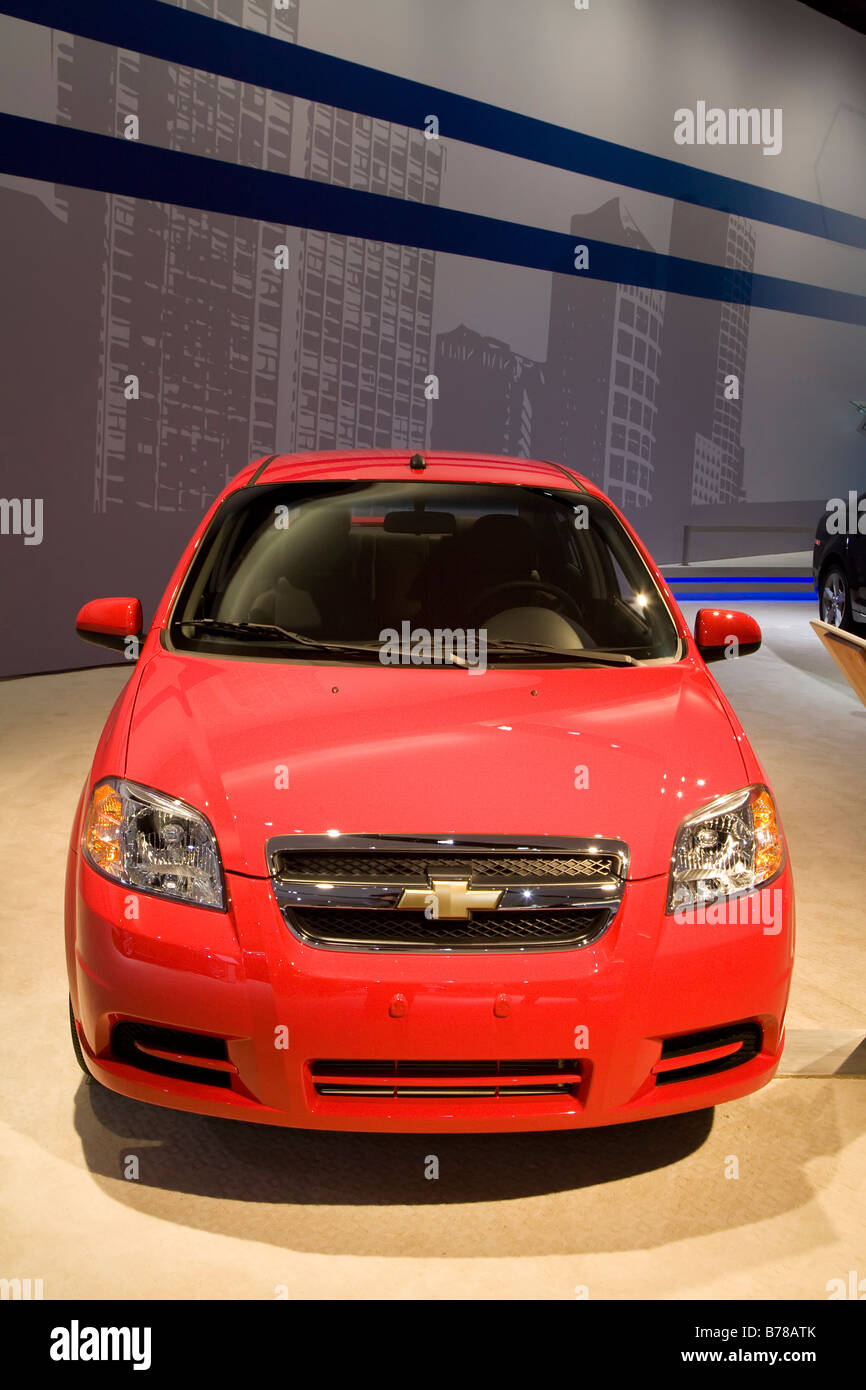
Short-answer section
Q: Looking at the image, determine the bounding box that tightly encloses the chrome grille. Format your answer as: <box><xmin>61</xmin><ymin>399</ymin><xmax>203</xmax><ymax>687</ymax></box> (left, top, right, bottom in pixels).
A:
<box><xmin>271</xmin><ymin>851</ymin><xmax>618</xmax><ymax>883</ymax></box>
<box><xmin>268</xmin><ymin>833</ymin><xmax>627</xmax><ymax>953</ymax></box>
<box><xmin>289</xmin><ymin>907</ymin><xmax>606</xmax><ymax>949</ymax></box>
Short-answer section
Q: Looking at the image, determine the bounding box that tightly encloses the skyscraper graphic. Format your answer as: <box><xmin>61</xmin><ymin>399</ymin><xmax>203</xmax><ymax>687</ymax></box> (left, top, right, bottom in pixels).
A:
<box><xmin>539</xmin><ymin>199</ymin><xmax>665</xmax><ymax>510</ymax></box>
<box><xmin>292</xmin><ymin>108</ymin><xmax>445</xmax><ymax>451</ymax></box>
<box><xmin>431</xmin><ymin>324</ymin><xmax>544</xmax><ymax>457</ymax></box>
<box><xmin>54</xmin><ymin>0</ymin><xmax>297</xmax><ymax>513</ymax></box>
<box><xmin>654</xmin><ymin>203</ymin><xmax>755</xmax><ymax>507</ymax></box>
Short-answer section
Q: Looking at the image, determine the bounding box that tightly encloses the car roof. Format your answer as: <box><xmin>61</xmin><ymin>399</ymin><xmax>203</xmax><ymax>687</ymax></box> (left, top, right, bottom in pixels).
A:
<box><xmin>229</xmin><ymin>450</ymin><xmax>599</xmax><ymax>496</ymax></box>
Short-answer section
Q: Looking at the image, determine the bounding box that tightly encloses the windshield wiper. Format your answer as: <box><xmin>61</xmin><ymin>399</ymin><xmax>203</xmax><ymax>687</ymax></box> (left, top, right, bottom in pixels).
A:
<box><xmin>179</xmin><ymin>621</ymin><xmax>635</xmax><ymax>667</ymax></box>
<box><xmin>484</xmin><ymin>640</ymin><xmax>639</xmax><ymax>666</ymax></box>
<box><xmin>178</xmin><ymin>618</ymin><xmax>383</xmax><ymax>658</ymax></box>
<box><xmin>176</xmin><ymin>619</ymin><xmax>473</xmax><ymax>665</ymax></box>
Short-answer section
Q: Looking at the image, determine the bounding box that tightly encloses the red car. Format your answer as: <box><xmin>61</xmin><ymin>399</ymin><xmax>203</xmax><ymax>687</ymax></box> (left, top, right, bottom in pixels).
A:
<box><xmin>67</xmin><ymin>450</ymin><xmax>793</xmax><ymax>1133</ymax></box>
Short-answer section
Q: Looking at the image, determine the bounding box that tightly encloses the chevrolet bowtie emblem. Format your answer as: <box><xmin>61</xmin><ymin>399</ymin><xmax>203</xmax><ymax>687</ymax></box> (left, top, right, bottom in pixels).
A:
<box><xmin>397</xmin><ymin>877</ymin><xmax>503</xmax><ymax>919</ymax></box>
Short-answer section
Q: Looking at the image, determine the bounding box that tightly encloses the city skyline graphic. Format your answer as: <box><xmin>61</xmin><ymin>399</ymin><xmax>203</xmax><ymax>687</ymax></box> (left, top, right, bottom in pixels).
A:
<box><xmin>55</xmin><ymin>0</ymin><xmax>298</xmax><ymax>514</ymax></box>
<box><xmin>42</xmin><ymin>0</ymin><xmax>756</xmax><ymax>526</ymax></box>
<box><xmin>432</xmin><ymin>197</ymin><xmax>755</xmax><ymax>515</ymax></box>
<box><xmin>1</xmin><ymin>0</ymin><xmax>860</xmax><ymax>681</ymax></box>
<box><xmin>292</xmin><ymin>102</ymin><xmax>444</xmax><ymax>454</ymax></box>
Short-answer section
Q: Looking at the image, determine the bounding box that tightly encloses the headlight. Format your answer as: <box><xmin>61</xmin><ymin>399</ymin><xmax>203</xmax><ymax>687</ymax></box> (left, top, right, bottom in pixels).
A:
<box><xmin>82</xmin><ymin>777</ymin><xmax>225</xmax><ymax>909</ymax></box>
<box><xmin>667</xmin><ymin>784</ymin><xmax>783</xmax><ymax>914</ymax></box>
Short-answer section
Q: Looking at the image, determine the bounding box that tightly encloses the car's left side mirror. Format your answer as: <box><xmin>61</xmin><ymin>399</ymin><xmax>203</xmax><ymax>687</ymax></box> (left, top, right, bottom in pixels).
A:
<box><xmin>76</xmin><ymin>596</ymin><xmax>143</xmax><ymax>653</ymax></box>
<box><xmin>694</xmin><ymin>608</ymin><xmax>761</xmax><ymax>664</ymax></box>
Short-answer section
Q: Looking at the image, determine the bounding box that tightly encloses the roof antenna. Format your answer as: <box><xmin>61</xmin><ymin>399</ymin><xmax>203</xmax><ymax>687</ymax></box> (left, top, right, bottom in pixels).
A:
<box><xmin>409</xmin><ymin>452</ymin><xmax>427</xmax><ymax>471</ymax></box>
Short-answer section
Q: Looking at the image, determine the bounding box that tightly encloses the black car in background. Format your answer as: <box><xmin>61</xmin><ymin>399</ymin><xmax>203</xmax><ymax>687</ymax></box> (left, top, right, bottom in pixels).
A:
<box><xmin>813</xmin><ymin>494</ymin><xmax>866</xmax><ymax>631</ymax></box>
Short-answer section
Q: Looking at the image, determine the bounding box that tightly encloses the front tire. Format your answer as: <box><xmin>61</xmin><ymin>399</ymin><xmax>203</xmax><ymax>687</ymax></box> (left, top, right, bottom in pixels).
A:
<box><xmin>69</xmin><ymin>996</ymin><xmax>93</xmax><ymax>1082</ymax></box>
<box><xmin>820</xmin><ymin>564</ymin><xmax>855</xmax><ymax>632</ymax></box>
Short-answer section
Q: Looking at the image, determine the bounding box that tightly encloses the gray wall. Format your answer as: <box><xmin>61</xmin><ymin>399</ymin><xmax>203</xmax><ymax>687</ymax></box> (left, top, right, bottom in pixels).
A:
<box><xmin>0</xmin><ymin>0</ymin><xmax>864</xmax><ymax>676</ymax></box>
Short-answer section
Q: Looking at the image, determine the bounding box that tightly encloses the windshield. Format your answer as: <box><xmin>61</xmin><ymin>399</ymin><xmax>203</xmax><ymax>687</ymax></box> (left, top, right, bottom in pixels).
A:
<box><xmin>168</xmin><ymin>479</ymin><xmax>681</xmax><ymax>665</ymax></box>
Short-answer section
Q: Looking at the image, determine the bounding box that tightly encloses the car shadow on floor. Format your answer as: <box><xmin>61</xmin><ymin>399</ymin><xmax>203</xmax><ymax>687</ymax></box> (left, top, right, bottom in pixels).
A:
<box><xmin>71</xmin><ymin>1075</ymin><xmax>853</xmax><ymax>1260</ymax></box>
<box><xmin>76</xmin><ymin>1080</ymin><xmax>713</xmax><ymax>1208</ymax></box>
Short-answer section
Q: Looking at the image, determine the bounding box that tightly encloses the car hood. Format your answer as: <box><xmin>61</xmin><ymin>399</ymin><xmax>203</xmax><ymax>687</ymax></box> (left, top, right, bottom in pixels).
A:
<box><xmin>124</xmin><ymin>649</ymin><xmax>748</xmax><ymax>880</ymax></box>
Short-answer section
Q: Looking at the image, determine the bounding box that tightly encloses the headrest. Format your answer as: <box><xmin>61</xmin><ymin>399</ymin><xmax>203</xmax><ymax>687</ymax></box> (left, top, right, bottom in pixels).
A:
<box><xmin>282</xmin><ymin>505</ymin><xmax>352</xmax><ymax>585</ymax></box>
<box><xmin>468</xmin><ymin>514</ymin><xmax>537</xmax><ymax>575</ymax></box>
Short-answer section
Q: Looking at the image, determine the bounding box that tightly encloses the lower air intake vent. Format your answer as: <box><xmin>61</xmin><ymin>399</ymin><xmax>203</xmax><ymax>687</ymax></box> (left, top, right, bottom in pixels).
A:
<box><xmin>112</xmin><ymin>1021</ymin><xmax>233</xmax><ymax>1089</ymax></box>
<box><xmin>655</xmin><ymin>1022</ymin><xmax>763</xmax><ymax>1086</ymax></box>
<box><xmin>310</xmin><ymin>1058</ymin><xmax>582</xmax><ymax>1098</ymax></box>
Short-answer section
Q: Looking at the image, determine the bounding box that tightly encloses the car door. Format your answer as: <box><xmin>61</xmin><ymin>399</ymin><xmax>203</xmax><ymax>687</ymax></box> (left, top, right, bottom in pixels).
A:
<box><xmin>849</xmin><ymin>494</ymin><xmax>866</xmax><ymax>621</ymax></box>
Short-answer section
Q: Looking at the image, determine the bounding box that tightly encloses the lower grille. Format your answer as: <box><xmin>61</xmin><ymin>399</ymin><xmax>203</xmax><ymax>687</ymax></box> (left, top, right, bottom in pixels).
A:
<box><xmin>288</xmin><ymin>907</ymin><xmax>610</xmax><ymax>950</ymax></box>
<box><xmin>654</xmin><ymin>1022</ymin><xmax>763</xmax><ymax>1085</ymax></box>
<box><xmin>310</xmin><ymin>1058</ymin><xmax>582</xmax><ymax>1098</ymax></box>
<box><xmin>111</xmin><ymin>1021</ymin><xmax>234</xmax><ymax>1089</ymax></box>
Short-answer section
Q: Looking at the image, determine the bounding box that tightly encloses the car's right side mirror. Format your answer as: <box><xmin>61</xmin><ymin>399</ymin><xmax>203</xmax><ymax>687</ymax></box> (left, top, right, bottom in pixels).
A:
<box><xmin>76</xmin><ymin>596</ymin><xmax>143</xmax><ymax>653</ymax></box>
<box><xmin>694</xmin><ymin>608</ymin><xmax>761</xmax><ymax>663</ymax></box>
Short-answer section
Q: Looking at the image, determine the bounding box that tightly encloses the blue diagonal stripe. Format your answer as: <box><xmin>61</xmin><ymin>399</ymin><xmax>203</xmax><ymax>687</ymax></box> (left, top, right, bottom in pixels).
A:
<box><xmin>2</xmin><ymin>0</ymin><xmax>865</xmax><ymax>250</ymax></box>
<box><xmin>1</xmin><ymin>116</ymin><xmax>864</xmax><ymax>325</ymax></box>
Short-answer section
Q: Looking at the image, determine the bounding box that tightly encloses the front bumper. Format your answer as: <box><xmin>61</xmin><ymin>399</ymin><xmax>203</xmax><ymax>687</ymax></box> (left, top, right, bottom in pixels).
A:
<box><xmin>67</xmin><ymin>851</ymin><xmax>794</xmax><ymax>1133</ymax></box>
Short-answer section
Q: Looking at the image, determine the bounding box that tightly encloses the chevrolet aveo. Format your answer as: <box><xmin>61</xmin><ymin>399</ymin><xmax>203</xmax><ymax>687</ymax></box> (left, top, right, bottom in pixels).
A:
<box><xmin>67</xmin><ymin>450</ymin><xmax>794</xmax><ymax>1133</ymax></box>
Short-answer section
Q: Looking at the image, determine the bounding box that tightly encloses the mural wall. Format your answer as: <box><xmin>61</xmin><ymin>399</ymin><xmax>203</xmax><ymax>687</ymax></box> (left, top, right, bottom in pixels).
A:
<box><xmin>0</xmin><ymin>0</ymin><xmax>863</xmax><ymax>676</ymax></box>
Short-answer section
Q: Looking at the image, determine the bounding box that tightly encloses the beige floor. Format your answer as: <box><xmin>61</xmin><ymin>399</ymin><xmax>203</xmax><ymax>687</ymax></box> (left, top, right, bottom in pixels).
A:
<box><xmin>0</xmin><ymin>604</ymin><xmax>863</xmax><ymax>1300</ymax></box>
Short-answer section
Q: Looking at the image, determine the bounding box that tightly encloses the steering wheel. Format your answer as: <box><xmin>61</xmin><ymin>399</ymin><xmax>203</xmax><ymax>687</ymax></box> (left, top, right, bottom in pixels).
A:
<box><xmin>468</xmin><ymin>578</ymin><xmax>583</xmax><ymax>625</ymax></box>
